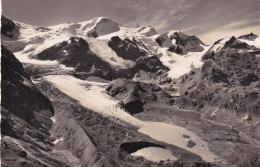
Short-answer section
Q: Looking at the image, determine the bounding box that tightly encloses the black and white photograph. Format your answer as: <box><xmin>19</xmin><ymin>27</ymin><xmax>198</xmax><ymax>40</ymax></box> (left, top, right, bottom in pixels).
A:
<box><xmin>1</xmin><ymin>0</ymin><xmax>260</xmax><ymax>166</ymax></box>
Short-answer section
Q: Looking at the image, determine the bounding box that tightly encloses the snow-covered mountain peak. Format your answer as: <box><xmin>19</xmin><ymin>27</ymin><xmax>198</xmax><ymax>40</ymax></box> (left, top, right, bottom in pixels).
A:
<box><xmin>238</xmin><ymin>32</ymin><xmax>258</xmax><ymax>41</ymax></box>
<box><xmin>155</xmin><ymin>30</ymin><xmax>205</xmax><ymax>55</ymax></box>
<box><xmin>208</xmin><ymin>34</ymin><xmax>260</xmax><ymax>54</ymax></box>
<box><xmin>78</xmin><ymin>17</ymin><xmax>120</xmax><ymax>37</ymax></box>
<box><xmin>208</xmin><ymin>37</ymin><xmax>231</xmax><ymax>53</ymax></box>
<box><xmin>238</xmin><ymin>33</ymin><xmax>260</xmax><ymax>48</ymax></box>
<box><xmin>46</xmin><ymin>17</ymin><xmax>121</xmax><ymax>38</ymax></box>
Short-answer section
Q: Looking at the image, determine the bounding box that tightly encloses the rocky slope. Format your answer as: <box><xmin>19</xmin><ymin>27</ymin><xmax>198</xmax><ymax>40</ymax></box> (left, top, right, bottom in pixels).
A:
<box><xmin>1</xmin><ymin>46</ymin><xmax>64</xmax><ymax>166</ymax></box>
<box><xmin>178</xmin><ymin>36</ymin><xmax>260</xmax><ymax>141</ymax></box>
<box><xmin>106</xmin><ymin>78</ymin><xmax>173</xmax><ymax>114</ymax></box>
<box><xmin>1</xmin><ymin>45</ymin><xmax>54</xmax><ymax>124</ymax></box>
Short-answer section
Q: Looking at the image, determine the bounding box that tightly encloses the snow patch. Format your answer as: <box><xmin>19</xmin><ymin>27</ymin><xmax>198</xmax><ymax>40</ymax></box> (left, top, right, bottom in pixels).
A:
<box><xmin>50</xmin><ymin>116</ymin><xmax>56</xmax><ymax>123</ymax></box>
<box><xmin>87</xmin><ymin>38</ymin><xmax>135</xmax><ymax>69</ymax></box>
<box><xmin>131</xmin><ymin>147</ymin><xmax>177</xmax><ymax>162</ymax></box>
<box><xmin>53</xmin><ymin>137</ymin><xmax>64</xmax><ymax>144</ymax></box>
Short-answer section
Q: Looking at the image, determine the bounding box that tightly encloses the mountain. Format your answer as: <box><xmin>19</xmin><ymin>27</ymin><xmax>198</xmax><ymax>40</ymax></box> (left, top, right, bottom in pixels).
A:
<box><xmin>50</xmin><ymin>17</ymin><xmax>121</xmax><ymax>38</ymax></box>
<box><xmin>156</xmin><ymin>31</ymin><xmax>205</xmax><ymax>55</ymax></box>
<box><xmin>35</xmin><ymin>36</ymin><xmax>169</xmax><ymax>80</ymax></box>
<box><xmin>238</xmin><ymin>32</ymin><xmax>258</xmax><ymax>41</ymax></box>
<box><xmin>37</xmin><ymin>37</ymin><xmax>116</xmax><ymax>80</ymax></box>
<box><xmin>1</xmin><ymin>15</ymin><xmax>205</xmax><ymax>81</ymax></box>
<box><xmin>178</xmin><ymin>36</ymin><xmax>260</xmax><ymax>139</ymax></box>
<box><xmin>2</xmin><ymin>15</ymin><xmax>260</xmax><ymax>167</ymax></box>
<box><xmin>83</xmin><ymin>17</ymin><xmax>121</xmax><ymax>38</ymax></box>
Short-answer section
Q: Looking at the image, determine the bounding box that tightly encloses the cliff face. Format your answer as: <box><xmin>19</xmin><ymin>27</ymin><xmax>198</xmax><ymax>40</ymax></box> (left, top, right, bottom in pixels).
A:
<box><xmin>1</xmin><ymin>45</ymin><xmax>54</xmax><ymax>124</ymax></box>
<box><xmin>1</xmin><ymin>15</ymin><xmax>19</xmax><ymax>39</ymax></box>
<box><xmin>1</xmin><ymin>46</ymin><xmax>60</xmax><ymax>166</ymax></box>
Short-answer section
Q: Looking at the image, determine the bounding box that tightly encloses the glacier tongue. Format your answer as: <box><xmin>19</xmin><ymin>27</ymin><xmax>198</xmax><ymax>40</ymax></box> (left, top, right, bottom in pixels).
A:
<box><xmin>45</xmin><ymin>75</ymin><xmax>147</xmax><ymax>128</ymax></box>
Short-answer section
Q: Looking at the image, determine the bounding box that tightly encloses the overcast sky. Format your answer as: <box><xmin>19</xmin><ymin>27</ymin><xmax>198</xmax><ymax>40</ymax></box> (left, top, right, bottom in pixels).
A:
<box><xmin>2</xmin><ymin>0</ymin><xmax>260</xmax><ymax>44</ymax></box>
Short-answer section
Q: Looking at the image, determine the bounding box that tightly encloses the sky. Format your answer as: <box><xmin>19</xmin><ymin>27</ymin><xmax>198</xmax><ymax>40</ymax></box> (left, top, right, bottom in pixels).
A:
<box><xmin>2</xmin><ymin>0</ymin><xmax>260</xmax><ymax>44</ymax></box>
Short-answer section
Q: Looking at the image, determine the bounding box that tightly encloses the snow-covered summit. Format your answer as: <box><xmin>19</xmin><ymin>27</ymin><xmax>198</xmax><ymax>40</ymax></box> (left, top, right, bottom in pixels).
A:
<box><xmin>155</xmin><ymin>30</ymin><xmax>205</xmax><ymax>55</ymax></box>
<box><xmin>48</xmin><ymin>17</ymin><xmax>120</xmax><ymax>38</ymax></box>
<box><xmin>78</xmin><ymin>17</ymin><xmax>120</xmax><ymax>37</ymax></box>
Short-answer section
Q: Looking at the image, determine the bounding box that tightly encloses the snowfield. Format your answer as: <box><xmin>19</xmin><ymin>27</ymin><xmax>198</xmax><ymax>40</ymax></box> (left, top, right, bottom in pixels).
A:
<box><xmin>159</xmin><ymin>46</ymin><xmax>210</xmax><ymax>79</ymax></box>
<box><xmin>131</xmin><ymin>147</ymin><xmax>177</xmax><ymax>162</ymax></box>
<box><xmin>44</xmin><ymin>75</ymin><xmax>147</xmax><ymax>127</ymax></box>
<box><xmin>87</xmin><ymin>38</ymin><xmax>135</xmax><ymax>69</ymax></box>
<box><xmin>146</xmin><ymin>43</ymin><xmax>210</xmax><ymax>79</ymax></box>
<box><xmin>98</xmin><ymin>26</ymin><xmax>158</xmax><ymax>40</ymax></box>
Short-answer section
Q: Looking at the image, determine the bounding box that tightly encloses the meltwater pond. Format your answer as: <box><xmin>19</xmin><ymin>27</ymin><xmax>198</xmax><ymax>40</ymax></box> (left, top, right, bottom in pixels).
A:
<box><xmin>131</xmin><ymin>147</ymin><xmax>177</xmax><ymax>162</ymax></box>
<box><xmin>139</xmin><ymin>122</ymin><xmax>219</xmax><ymax>162</ymax></box>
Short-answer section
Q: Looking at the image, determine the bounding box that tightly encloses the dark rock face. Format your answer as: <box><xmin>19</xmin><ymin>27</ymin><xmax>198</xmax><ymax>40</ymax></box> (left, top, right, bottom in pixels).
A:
<box><xmin>134</xmin><ymin>55</ymin><xmax>169</xmax><ymax>73</ymax></box>
<box><xmin>1</xmin><ymin>46</ymin><xmax>66</xmax><ymax>166</ymax></box>
<box><xmin>120</xmin><ymin>142</ymin><xmax>164</xmax><ymax>154</ymax></box>
<box><xmin>38</xmin><ymin>37</ymin><xmax>116</xmax><ymax>80</ymax></box>
<box><xmin>108</xmin><ymin>36</ymin><xmax>147</xmax><ymax>61</ymax></box>
<box><xmin>202</xmin><ymin>63</ymin><xmax>230</xmax><ymax>84</ymax></box>
<box><xmin>156</xmin><ymin>31</ymin><xmax>205</xmax><ymax>55</ymax></box>
<box><xmin>115</xmin><ymin>55</ymin><xmax>169</xmax><ymax>80</ymax></box>
<box><xmin>186</xmin><ymin>140</ymin><xmax>196</xmax><ymax>148</ymax></box>
<box><xmin>106</xmin><ymin>79</ymin><xmax>145</xmax><ymax>114</ymax></box>
<box><xmin>179</xmin><ymin>36</ymin><xmax>260</xmax><ymax>114</ymax></box>
<box><xmin>239</xmin><ymin>73</ymin><xmax>259</xmax><ymax>86</ymax></box>
<box><xmin>1</xmin><ymin>45</ymin><xmax>54</xmax><ymax>124</ymax></box>
<box><xmin>1</xmin><ymin>15</ymin><xmax>18</xmax><ymax>38</ymax></box>
<box><xmin>238</xmin><ymin>33</ymin><xmax>258</xmax><ymax>41</ymax></box>
<box><xmin>106</xmin><ymin>78</ymin><xmax>172</xmax><ymax>114</ymax></box>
